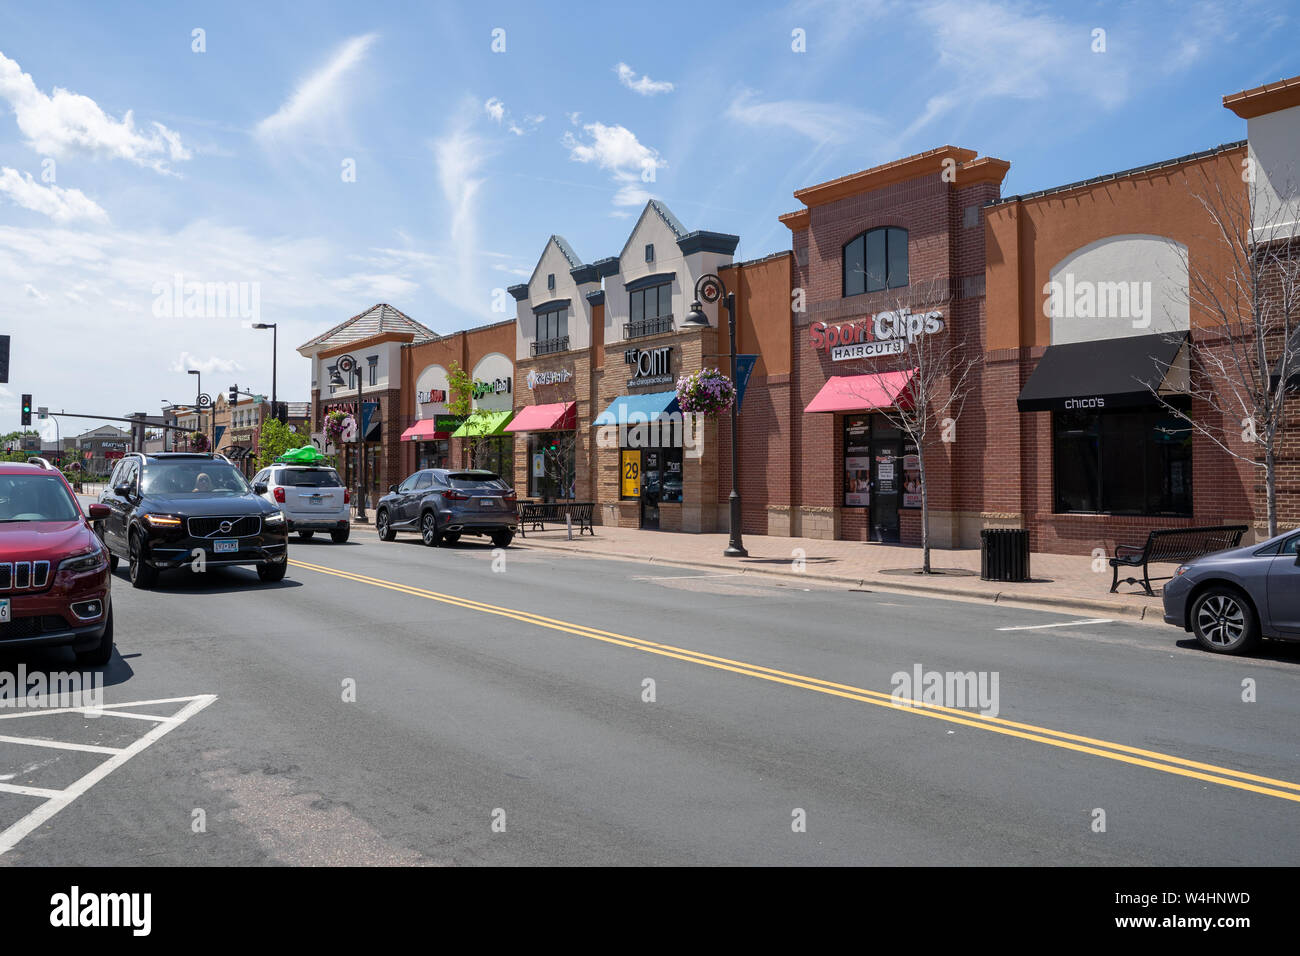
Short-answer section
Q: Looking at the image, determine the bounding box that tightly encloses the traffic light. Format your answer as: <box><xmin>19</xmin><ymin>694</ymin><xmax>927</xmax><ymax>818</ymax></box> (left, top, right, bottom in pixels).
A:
<box><xmin>0</xmin><ymin>335</ymin><xmax>9</xmax><ymax>384</ymax></box>
<box><xmin>228</xmin><ymin>384</ymin><xmax>238</xmax><ymax>405</ymax></box>
<box><xmin>20</xmin><ymin>393</ymin><xmax>32</xmax><ymax>426</ymax></box>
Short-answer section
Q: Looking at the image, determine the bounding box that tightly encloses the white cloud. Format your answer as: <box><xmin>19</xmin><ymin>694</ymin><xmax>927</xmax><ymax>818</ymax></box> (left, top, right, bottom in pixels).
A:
<box><xmin>256</xmin><ymin>33</ymin><xmax>378</xmax><ymax>140</ymax></box>
<box><xmin>24</xmin><ymin>283</ymin><xmax>46</xmax><ymax>301</ymax></box>
<box><xmin>485</xmin><ymin>98</ymin><xmax>541</xmax><ymax>136</ymax></box>
<box><xmin>171</xmin><ymin>352</ymin><xmax>242</xmax><ymax>375</ymax></box>
<box><xmin>563</xmin><ymin>121</ymin><xmax>665</xmax><ymax>212</ymax></box>
<box><xmin>0</xmin><ymin>51</ymin><xmax>190</xmax><ymax>173</ymax></box>
<box><xmin>484</xmin><ymin>97</ymin><xmax>505</xmax><ymax>123</ymax></box>
<box><xmin>726</xmin><ymin>90</ymin><xmax>882</xmax><ymax>145</ymax></box>
<box><xmin>615</xmin><ymin>63</ymin><xmax>674</xmax><ymax>96</ymax></box>
<box><xmin>432</xmin><ymin>100</ymin><xmax>495</xmax><ymax>318</ymax></box>
<box><xmin>0</xmin><ymin>166</ymin><xmax>108</xmax><ymax>223</ymax></box>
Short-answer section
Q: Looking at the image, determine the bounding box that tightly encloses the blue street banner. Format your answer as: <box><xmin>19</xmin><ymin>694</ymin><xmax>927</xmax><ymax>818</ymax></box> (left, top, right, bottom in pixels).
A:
<box><xmin>360</xmin><ymin>401</ymin><xmax>380</xmax><ymax>436</ymax></box>
<box><xmin>734</xmin><ymin>355</ymin><xmax>758</xmax><ymax>410</ymax></box>
<box><xmin>213</xmin><ymin>425</ymin><xmax>226</xmax><ymax>447</ymax></box>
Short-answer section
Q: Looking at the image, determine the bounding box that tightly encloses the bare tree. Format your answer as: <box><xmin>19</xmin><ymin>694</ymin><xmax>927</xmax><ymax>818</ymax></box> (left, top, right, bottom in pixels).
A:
<box><xmin>1150</xmin><ymin>160</ymin><xmax>1300</xmax><ymax>538</ymax></box>
<box><xmin>844</xmin><ymin>279</ymin><xmax>982</xmax><ymax>572</ymax></box>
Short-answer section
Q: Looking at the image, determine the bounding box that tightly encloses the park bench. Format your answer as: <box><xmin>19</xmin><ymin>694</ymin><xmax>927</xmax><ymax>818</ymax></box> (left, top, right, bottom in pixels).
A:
<box><xmin>517</xmin><ymin>501</ymin><xmax>595</xmax><ymax>538</ymax></box>
<box><xmin>1109</xmin><ymin>525</ymin><xmax>1248</xmax><ymax>595</ymax></box>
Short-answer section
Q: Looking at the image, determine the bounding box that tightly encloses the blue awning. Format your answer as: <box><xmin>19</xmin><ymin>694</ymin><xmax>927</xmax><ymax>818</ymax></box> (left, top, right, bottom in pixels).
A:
<box><xmin>592</xmin><ymin>391</ymin><xmax>681</xmax><ymax>426</ymax></box>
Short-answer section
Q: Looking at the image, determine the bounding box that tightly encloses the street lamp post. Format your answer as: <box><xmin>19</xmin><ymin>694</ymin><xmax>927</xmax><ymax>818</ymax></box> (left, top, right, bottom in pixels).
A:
<box><xmin>252</xmin><ymin>322</ymin><xmax>278</xmax><ymax>421</ymax></box>
<box><xmin>329</xmin><ymin>354</ymin><xmax>368</xmax><ymax>523</ymax></box>
<box><xmin>683</xmin><ymin>274</ymin><xmax>747</xmax><ymax>558</ymax></box>
<box><xmin>187</xmin><ymin>369</ymin><xmax>213</xmax><ymax>453</ymax></box>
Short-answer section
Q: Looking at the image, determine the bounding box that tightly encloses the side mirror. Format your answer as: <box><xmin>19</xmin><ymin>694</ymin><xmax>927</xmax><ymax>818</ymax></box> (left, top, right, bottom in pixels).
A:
<box><xmin>113</xmin><ymin>482</ymin><xmax>132</xmax><ymax>498</ymax></box>
<box><xmin>253</xmin><ymin>481</ymin><xmax>268</xmax><ymax>495</ymax></box>
<box><xmin>389</xmin><ymin>484</ymin><xmax>398</xmax><ymax>493</ymax></box>
<box><xmin>87</xmin><ymin>503</ymin><xmax>111</xmax><ymax>519</ymax></box>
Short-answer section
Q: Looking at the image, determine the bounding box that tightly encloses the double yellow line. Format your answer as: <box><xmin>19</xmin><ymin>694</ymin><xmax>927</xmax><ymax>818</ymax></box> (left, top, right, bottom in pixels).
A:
<box><xmin>290</xmin><ymin>557</ymin><xmax>1300</xmax><ymax>804</ymax></box>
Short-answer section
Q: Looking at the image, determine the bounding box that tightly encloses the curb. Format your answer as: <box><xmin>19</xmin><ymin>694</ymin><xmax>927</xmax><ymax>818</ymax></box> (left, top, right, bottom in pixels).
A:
<box><xmin>510</xmin><ymin>536</ymin><xmax>1163</xmax><ymax>624</ymax></box>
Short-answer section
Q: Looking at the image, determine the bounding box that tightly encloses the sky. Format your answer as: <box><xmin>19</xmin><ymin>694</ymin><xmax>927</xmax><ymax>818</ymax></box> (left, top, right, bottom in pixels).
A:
<box><xmin>0</xmin><ymin>0</ymin><xmax>1295</xmax><ymax>439</ymax></box>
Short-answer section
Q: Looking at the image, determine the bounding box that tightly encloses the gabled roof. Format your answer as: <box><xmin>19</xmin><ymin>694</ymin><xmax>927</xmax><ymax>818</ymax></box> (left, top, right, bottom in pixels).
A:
<box><xmin>1224</xmin><ymin>73</ymin><xmax>1300</xmax><ymax>118</ymax></box>
<box><xmin>297</xmin><ymin>304</ymin><xmax>437</xmax><ymax>353</ymax></box>
<box><xmin>526</xmin><ymin>235</ymin><xmax>586</xmax><ymax>290</ymax></box>
<box><xmin>618</xmin><ymin>199</ymin><xmax>737</xmax><ymax>263</ymax></box>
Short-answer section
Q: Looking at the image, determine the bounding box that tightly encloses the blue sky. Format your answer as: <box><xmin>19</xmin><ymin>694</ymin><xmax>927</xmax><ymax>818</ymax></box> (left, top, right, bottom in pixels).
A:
<box><xmin>0</xmin><ymin>0</ymin><xmax>1294</xmax><ymax>435</ymax></box>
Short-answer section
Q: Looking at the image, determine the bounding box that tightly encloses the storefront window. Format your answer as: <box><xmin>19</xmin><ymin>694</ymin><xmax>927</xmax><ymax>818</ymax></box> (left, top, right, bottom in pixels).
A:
<box><xmin>417</xmin><ymin>439</ymin><xmax>449</xmax><ymax>471</ymax></box>
<box><xmin>844</xmin><ymin>415</ymin><xmax>871</xmax><ymax>507</ymax></box>
<box><xmin>527</xmin><ymin>431</ymin><xmax>575</xmax><ymax>500</ymax></box>
<box><xmin>1053</xmin><ymin>402</ymin><xmax>1192</xmax><ymax>516</ymax></box>
<box><xmin>470</xmin><ymin>435</ymin><xmax>514</xmax><ymax>484</ymax></box>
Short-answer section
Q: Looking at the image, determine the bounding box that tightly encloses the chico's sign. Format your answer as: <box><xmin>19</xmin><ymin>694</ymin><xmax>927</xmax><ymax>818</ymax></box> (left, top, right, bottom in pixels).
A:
<box><xmin>810</xmin><ymin>308</ymin><xmax>945</xmax><ymax>360</ymax></box>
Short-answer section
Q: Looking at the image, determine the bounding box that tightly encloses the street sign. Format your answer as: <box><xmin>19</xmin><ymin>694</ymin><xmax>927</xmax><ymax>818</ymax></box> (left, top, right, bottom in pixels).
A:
<box><xmin>37</xmin><ymin>406</ymin><xmax>48</xmax><ymax>420</ymax></box>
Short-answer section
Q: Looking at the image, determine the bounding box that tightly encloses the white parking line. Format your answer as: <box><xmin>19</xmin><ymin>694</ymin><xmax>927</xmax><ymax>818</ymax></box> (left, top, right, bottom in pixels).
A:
<box><xmin>997</xmin><ymin>618</ymin><xmax>1115</xmax><ymax>631</ymax></box>
<box><xmin>0</xmin><ymin>694</ymin><xmax>216</xmax><ymax>857</ymax></box>
<box><xmin>0</xmin><ymin>735</ymin><xmax>123</xmax><ymax>755</ymax></box>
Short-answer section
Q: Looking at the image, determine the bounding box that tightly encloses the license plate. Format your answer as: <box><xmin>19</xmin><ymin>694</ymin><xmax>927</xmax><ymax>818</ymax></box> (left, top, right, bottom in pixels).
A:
<box><xmin>0</xmin><ymin>599</ymin><xmax>8</xmax><ymax>623</ymax></box>
<box><xmin>214</xmin><ymin>539</ymin><xmax>238</xmax><ymax>553</ymax></box>
<box><xmin>308</xmin><ymin>495</ymin><xmax>323</xmax><ymax>504</ymax></box>
<box><xmin>479</xmin><ymin>498</ymin><xmax>495</xmax><ymax>508</ymax></box>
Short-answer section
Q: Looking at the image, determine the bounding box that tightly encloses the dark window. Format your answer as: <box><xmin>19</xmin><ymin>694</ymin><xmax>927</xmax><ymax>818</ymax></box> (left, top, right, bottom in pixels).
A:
<box><xmin>448</xmin><ymin>473</ymin><xmax>510</xmax><ymax>491</ymax></box>
<box><xmin>398</xmin><ymin>473</ymin><xmax>419</xmax><ymax>493</ymax></box>
<box><xmin>528</xmin><ymin>432</ymin><xmax>575</xmax><ymax>500</ymax></box>
<box><xmin>844</xmin><ymin>227</ymin><xmax>908</xmax><ymax>296</ymax></box>
<box><xmin>629</xmin><ymin>283</ymin><xmax>670</xmax><ymax>322</ymax></box>
<box><xmin>645</xmin><ymin>243</ymin><xmax>654</xmax><ymax>262</ymax></box>
<box><xmin>0</xmin><ymin>474</ymin><xmax>79</xmax><ymax>522</ymax></box>
<box><xmin>547</xmin><ymin>273</ymin><xmax>555</xmax><ymax>291</ymax></box>
<box><xmin>1052</xmin><ymin>402</ymin><xmax>1192</xmax><ymax>516</ymax></box>
<box><xmin>536</xmin><ymin>307</ymin><xmax>567</xmax><ymax>342</ymax></box>
<box><xmin>414</xmin><ymin>472</ymin><xmax>433</xmax><ymax>490</ymax></box>
<box><xmin>140</xmin><ymin>460</ymin><xmax>250</xmax><ymax>496</ymax></box>
<box><xmin>273</xmin><ymin>468</ymin><xmax>342</xmax><ymax>487</ymax></box>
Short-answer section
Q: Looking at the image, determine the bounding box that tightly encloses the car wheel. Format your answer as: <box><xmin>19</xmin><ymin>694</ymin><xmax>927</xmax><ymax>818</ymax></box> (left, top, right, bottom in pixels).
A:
<box><xmin>376</xmin><ymin>508</ymin><xmax>396</xmax><ymax>542</ymax></box>
<box><xmin>75</xmin><ymin>605</ymin><xmax>114</xmax><ymax>668</ymax></box>
<box><xmin>330</xmin><ymin>527</ymin><xmax>351</xmax><ymax>543</ymax></box>
<box><xmin>491</xmin><ymin>530</ymin><xmax>514</xmax><ymax>549</ymax></box>
<box><xmin>297</xmin><ymin>530</ymin><xmax>315</xmax><ymax>542</ymax></box>
<box><xmin>258</xmin><ymin>562</ymin><xmax>287</xmax><ymax>583</ymax></box>
<box><xmin>442</xmin><ymin>531</ymin><xmax>461</xmax><ymax>545</ymax></box>
<box><xmin>1191</xmin><ymin>587</ymin><xmax>1259</xmax><ymax>655</ymax></box>
<box><xmin>420</xmin><ymin>511</ymin><xmax>442</xmax><ymax>547</ymax></box>
<box><xmin>128</xmin><ymin>531</ymin><xmax>158</xmax><ymax>590</ymax></box>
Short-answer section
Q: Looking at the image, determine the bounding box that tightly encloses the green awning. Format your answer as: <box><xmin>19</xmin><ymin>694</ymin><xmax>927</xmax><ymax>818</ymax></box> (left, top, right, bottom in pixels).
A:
<box><xmin>450</xmin><ymin>410</ymin><xmax>514</xmax><ymax>438</ymax></box>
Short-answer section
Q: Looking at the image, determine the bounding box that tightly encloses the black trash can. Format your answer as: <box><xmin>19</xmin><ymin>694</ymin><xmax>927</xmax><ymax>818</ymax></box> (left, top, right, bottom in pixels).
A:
<box><xmin>980</xmin><ymin>528</ymin><xmax>1030</xmax><ymax>582</ymax></box>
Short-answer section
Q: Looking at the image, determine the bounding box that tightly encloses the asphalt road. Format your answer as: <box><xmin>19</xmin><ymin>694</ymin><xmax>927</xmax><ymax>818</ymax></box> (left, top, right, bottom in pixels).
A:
<box><xmin>2</xmin><ymin>524</ymin><xmax>1298</xmax><ymax>866</ymax></box>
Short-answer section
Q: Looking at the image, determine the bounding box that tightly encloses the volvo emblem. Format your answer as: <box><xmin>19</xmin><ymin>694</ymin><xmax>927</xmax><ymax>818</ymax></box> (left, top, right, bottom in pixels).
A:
<box><xmin>219</xmin><ymin>520</ymin><xmax>233</xmax><ymax>533</ymax></box>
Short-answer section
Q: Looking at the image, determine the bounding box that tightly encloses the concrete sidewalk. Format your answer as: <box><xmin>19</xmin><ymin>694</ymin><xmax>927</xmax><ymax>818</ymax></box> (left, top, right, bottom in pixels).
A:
<box><xmin>506</xmin><ymin>524</ymin><xmax>1175</xmax><ymax>624</ymax></box>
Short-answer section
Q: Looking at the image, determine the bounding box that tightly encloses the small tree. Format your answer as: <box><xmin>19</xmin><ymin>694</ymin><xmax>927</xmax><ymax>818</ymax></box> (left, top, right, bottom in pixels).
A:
<box><xmin>255</xmin><ymin>417</ymin><xmax>299</xmax><ymax>470</ymax></box>
<box><xmin>1149</xmin><ymin>162</ymin><xmax>1300</xmax><ymax>538</ymax></box>
<box><xmin>448</xmin><ymin>359</ymin><xmax>495</xmax><ymax>468</ymax></box>
<box><xmin>844</xmin><ymin>280</ymin><xmax>981</xmax><ymax>572</ymax></box>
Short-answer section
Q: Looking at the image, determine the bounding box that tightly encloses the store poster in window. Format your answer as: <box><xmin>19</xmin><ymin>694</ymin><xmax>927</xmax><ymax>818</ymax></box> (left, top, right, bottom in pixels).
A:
<box><xmin>902</xmin><ymin>441</ymin><xmax>921</xmax><ymax>509</ymax></box>
<box><xmin>844</xmin><ymin>417</ymin><xmax>871</xmax><ymax>507</ymax></box>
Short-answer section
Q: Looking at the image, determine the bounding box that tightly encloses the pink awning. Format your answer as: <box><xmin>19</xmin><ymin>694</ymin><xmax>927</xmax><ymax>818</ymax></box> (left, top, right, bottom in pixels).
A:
<box><xmin>504</xmin><ymin>402</ymin><xmax>576</xmax><ymax>432</ymax></box>
<box><xmin>400</xmin><ymin>419</ymin><xmax>450</xmax><ymax>442</ymax></box>
<box><xmin>804</xmin><ymin>370</ymin><xmax>916</xmax><ymax>414</ymax></box>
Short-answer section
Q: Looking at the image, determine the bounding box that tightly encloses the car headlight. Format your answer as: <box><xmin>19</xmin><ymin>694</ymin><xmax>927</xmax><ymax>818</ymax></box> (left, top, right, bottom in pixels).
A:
<box><xmin>264</xmin><ymin>511</ymin><xmax>285</xmax><ymax>524</ymax></box>
<box><xmin>59</xmin><ymin>539</ymin><xmax>106</xmax><ymax>573</ymax></box>
<box><xmin>143</xmin><ymin>513</ymin><xmax>183</xmax><ymax>528</ymax></box>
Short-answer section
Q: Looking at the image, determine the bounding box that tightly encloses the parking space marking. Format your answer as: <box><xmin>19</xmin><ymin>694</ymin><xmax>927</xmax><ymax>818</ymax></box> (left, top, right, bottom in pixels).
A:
<box><xmin>0</xmin><ymin>735</ymin><xmax>123</xmax><ymax>755</ymax></box>
<box><xmin>997</xmin><ymin>618</ymin><xmax>1115</xmax><ymax>631</ymax></box>
<box><xmin>0</xmin><ymin>694</ymin><xmax>217</xmax><ymax>857</ymax></box>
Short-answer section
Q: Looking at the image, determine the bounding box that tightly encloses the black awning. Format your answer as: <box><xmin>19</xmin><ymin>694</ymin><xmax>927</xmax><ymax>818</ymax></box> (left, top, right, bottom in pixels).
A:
<box><xmin>1017</xmin><ymin>331</ymin><xmax>1189</xmax><ymax>413</ymax></box>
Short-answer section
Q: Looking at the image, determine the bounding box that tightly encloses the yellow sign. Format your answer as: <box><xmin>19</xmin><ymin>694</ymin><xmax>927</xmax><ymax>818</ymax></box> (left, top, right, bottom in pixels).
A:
<box><xmin>620</xmin><ymin>450</ymin><xmax>640</xmax><ymax>498</ymax></box>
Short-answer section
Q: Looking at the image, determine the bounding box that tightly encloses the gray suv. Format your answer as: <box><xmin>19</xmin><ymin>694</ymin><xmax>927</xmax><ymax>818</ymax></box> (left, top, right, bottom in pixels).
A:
<box><xmin>375</xmin><ymin>469</ymin><xmax>517</xmax><ymax>548</ymax></box>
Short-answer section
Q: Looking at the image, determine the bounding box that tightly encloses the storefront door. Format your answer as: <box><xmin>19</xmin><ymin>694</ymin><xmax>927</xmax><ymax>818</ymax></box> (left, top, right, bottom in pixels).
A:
<box><xmin>871</xmin><ymin>438</ymin><xmax>902</xmax><ymax>543</ymax></box>
<box><xmin>641</xmin><ymin>449</ymin><xmax>661</xmax><ymax>530</ymax></box>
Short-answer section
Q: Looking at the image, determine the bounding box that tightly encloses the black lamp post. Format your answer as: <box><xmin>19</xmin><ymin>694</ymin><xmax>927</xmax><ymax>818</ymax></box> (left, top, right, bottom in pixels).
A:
<box><xmin>252</xmin><ymin>322</ymin><xmax>278</xmax><ymax>420</ymax></box>
<box><xmin>188</xmin><ymin>369</ymin><xmax>213</xmax><ymax>453</ymax></box>
<box><xmin>329</xmin><ymin>354</ymin><xmax>368</xmax><ymax>523</ymax></box>
<box><xmin>683</xmin><ymin>274</ymin><xmax>747</xmax><ymax>557</ymax></box>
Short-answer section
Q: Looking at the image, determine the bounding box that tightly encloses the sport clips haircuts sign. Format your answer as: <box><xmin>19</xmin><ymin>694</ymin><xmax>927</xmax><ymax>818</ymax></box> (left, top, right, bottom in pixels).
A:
<box><xmin>810</xmin><ymin>308</ymin><xmax>944</xmax><ymax>361</ymax></box>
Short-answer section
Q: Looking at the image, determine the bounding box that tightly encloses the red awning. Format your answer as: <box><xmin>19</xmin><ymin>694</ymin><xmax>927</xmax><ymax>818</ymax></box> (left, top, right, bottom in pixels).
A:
<box><xmin>400</xmin><ymin>419</ymin><xmax>450</xmax><ymax>442</ymax></box>
<box><xmin>804</xmin><ymin>370</ymin><xmax>916</xmax><ymax>413</ymax></box>
<box><xmin>504</xmin><ymin>402</ymin><xmax>576</xmax><ymax>433</ymax></box>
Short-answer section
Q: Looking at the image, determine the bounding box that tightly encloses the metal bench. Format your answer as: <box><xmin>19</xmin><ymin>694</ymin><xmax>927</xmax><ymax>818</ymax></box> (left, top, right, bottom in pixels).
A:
<box><xmin>517</xmin><ymin>501</ymin><xmax>595</xmax><ymax>537</ymax></box>
<box><xmin>1109</xmin><ymin>525</ymin><xmax>1248</xmax><ymax>595</ymax></box>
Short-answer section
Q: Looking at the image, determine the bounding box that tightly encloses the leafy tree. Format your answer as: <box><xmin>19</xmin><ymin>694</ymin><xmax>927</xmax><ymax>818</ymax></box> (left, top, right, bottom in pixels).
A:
<box><xmin>447</xmin><ymin>359</ymin><xmax>494</xmax><ymax>467</ymax></box>
<box><xmin>255</xmin><ymin>417</ymin><xmax>299</xmax><ymax>470</ymax></box>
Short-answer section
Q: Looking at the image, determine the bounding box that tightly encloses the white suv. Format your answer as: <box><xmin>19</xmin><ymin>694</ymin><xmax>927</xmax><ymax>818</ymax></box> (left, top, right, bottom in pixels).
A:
<box><xmin>252</xmin><ymin>464</ymin><xmax>351</xmax><ymax>543</ymax></box>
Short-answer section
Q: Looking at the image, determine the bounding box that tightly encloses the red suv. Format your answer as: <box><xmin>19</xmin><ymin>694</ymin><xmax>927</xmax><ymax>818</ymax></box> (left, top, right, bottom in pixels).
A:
<box><xmin>0</xmin><ymin>460</ymin><xmax>113</xmax><ymax>665</ymax></box>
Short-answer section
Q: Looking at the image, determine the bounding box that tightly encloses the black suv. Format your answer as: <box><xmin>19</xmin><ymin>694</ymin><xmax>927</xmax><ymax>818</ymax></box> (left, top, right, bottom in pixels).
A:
<box><xmin>375</xmin><ymin>469</ymin><xmax>517</xmax><ymax>547</ymax></box>
<box><xmin>97</xmin><ymin>453</ymin><xmax>289</xmax><ymax>589</ymax></box>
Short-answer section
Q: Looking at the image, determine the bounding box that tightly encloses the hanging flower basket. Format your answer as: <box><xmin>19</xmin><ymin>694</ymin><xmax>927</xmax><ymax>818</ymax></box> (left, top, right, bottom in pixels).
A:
<box><xmin>676</xmin><ymin>367</ymin><xmax>736</xmax><ymax>418</ymax></box>
<box><xmin>190</xmin><ymin>431</ymin><xmax>208</xmax><ymax>452</ymax></box>
<box><xmin>324</xmin><ymin>410</ymin><xmax>353</xmax><ymax>447</ymax></box>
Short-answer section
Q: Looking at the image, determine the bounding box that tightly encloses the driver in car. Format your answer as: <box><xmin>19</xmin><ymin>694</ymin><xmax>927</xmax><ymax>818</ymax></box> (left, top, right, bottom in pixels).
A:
<box><xmin>193</xmin><ymin>472</ymin><xmax>213</xmax><ymax>493</ymax></box>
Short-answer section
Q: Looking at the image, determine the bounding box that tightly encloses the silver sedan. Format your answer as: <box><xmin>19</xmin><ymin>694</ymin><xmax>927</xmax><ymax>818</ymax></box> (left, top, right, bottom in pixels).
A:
<box><xmin>1163</xmin><ymin>530</ymin><xmax>1300</xmax><ymax>654</ymax></box>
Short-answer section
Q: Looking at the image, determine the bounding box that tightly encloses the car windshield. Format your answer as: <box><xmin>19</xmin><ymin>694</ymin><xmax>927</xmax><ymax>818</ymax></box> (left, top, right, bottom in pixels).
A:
<box><xmin>275</xmin><ymin>468</ymin><xmax>342</xmax><ymax>487</ymax></box>
<box><xmin>141</xmin><ymin>461</ymin><xmax>251</xmax><ymax>496</ymax></box>
<box><xmin>0</xmin><ymin>474</ymin><xmax>80</xmax><ymax>522</ymax></box>
<box><xmin>447</xmin><ymin>473</ymin><xmax>508</xmax><ymax>491</ymax></box>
